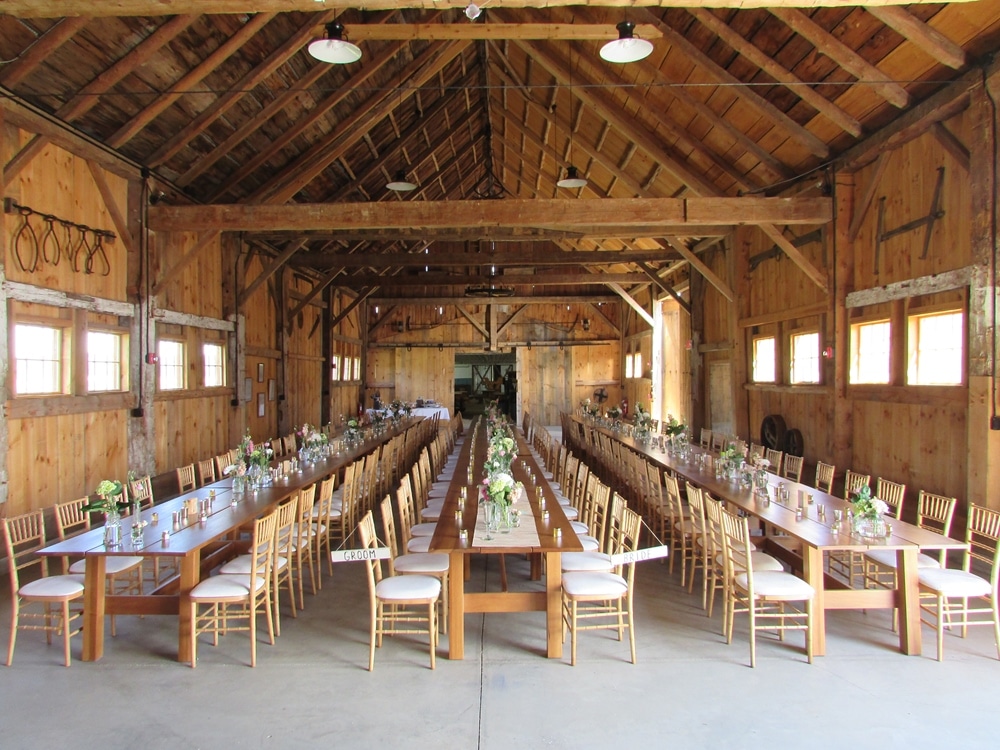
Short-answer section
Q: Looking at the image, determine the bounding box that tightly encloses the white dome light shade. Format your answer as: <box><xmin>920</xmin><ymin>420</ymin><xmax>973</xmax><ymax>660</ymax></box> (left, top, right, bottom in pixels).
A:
<box><xmin>557</xmin><ymin>166</ymin><xmax>588</xmax><ymax>189</ymax></box>
<box><xmin>600</xmin><ymin>21</ymin><xmax>653</xmax><ymax>64</ymax></box>
<box><xmin>308</xmin><ymin>22</ymin><xmax>362</xmax><ymax>64</ymax></box>
<box><xmin>387</xmin><ymin>170</ymin><xmax>417</xmax><ymax>192</ymax></box>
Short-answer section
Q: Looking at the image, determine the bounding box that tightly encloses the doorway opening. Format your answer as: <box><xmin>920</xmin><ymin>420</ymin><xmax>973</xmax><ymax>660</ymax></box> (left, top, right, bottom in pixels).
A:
<box><xmin>454</xmin><ymin>352</ymin><xmax>516</xmax><ymax>418</ymax></box>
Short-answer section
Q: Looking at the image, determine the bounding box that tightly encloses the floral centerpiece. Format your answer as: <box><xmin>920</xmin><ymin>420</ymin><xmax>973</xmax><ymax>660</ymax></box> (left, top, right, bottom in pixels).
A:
<box><xmin>633</xmin><ymin>403</ymin><xmax>654</xmax><ymax>442</ymax></box>
<box><xmin>389</xmin><ymin>399</ymin><xmax>410</xmax><ymax>425</ymax></box>
<box><xmin>225</xmin><ymin>431</ymin><xmax>274</xmax><ymax>491</ymax></box>
<box><xmin>580</xmin><ymin>398</ymin><xmax>600</xmax><ymax>418</ymax></box>
<box><xmin>479</xmin><ymin>471</ymin><xmax>524</xmax><ymax>537</ymax></box>
<box><xmin>850</xmin><ymin>484</ymin><xmax>889</xmax><ymax>538</ymax></box>
<box><xmin>718</xmin><ymin>444</ymin><xmax>742</xmax><ymax>479</ymax></box>
<box><xmin>344</xmin><ymin>417</ymin><xmax>363</xmax><ymax>446</ymax></box>
<box><xmin>662</xmin><ymin>414</ymin><xmax>687</xmax><ymax>437</ymax></box>
<box><xmin>752</xmin><ymin>457</ymin><xmax>771</xmax><ymax>496</ymax></box>
<box><xmin>485</xmin><ymin>431</ymin><xmax>516</xmax><ymax>476</ymax></box>
<box><xmin>297</xmin><ymin>422</ymin><xmax>328</xmax><ymax>462</ymax></box>
<box><xmin>370</xmin><ymin>409</ymin><xmax>386</xmax><ymax>433</ymax></box>
<box><xmin>83</xmin><ymin>479</ymin><xmax>127</xmax><ymax>547</ymax></box>
<box><xmin>606</xmin><ymin>405</ymin><xmax>622</xmax><ymax>423</ymax></box>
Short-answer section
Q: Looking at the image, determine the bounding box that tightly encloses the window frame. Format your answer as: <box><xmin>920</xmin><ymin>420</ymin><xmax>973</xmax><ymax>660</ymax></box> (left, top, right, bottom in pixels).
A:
<box><xmin>202</xmin><ymin>340</ymin><xmax>227</xmax><ymax>388</ymax></box>
<box><xmin>751</xmin><ymin>335</ymin><xmax>777</xmax><ymax>384</ymax></box>
<box><xmin>849</xmin><ymin>318</ymin><xmax>892</xmax><ymax>385</ymax></box>
<box><xmin>906</xmin><ymin>308</ymin><xmax>965</xmax><ymax>386</ymax></box>
<box><xmin>789</xmin><ymin>330</ymin><xmax>821</xmax><ymax>385</ymax></box>
<box><xmin>86</xmin><ymin>328</ymin><xmax>129</xmax><ymax>393</ymax></box>
<box><xmin>157</xmin><ymin>338</ymin><xmax>187</xmax><ymax>391</ymax></box>
<box><xmin>12</xmin><ymin>320</ymin><xmax>70</xmax><ymax>396</ymax></box>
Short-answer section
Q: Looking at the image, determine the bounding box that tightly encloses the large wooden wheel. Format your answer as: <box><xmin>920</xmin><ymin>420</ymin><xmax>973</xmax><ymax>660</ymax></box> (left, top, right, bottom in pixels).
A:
<box><xmin>760</xmin><ymin>414</ymin><xmax>787</xmax><ymax>451</ymax></box>
<box><xmin>784</xmin><ymin>428</ymin><xmax>804</xmax><ymax>457</ymax></box>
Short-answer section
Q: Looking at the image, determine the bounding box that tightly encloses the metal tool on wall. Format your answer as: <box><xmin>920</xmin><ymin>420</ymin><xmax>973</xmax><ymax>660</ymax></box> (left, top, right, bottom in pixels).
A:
<box><xmin>4</xmin><ymin>198</ymin><xmax>116</xmax><ymax>276</ymax></box>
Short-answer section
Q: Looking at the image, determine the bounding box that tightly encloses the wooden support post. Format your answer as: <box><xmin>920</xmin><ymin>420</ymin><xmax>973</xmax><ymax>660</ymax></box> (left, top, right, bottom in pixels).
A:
<box><xmin>321</xmin><ymin>285</ymin><xmax>332</xmax><ymax>427</ymax></box>
<box><xmin>127</xmin><ymin>176</ymin><xmax>155</xmax><ymax>476</ymax></box>
<box><xmin>221</xmin><ymin>232</ymin><xmax>246</xmax><ymax>447</ymax></box>
<box><xmin>730</xmin><ymin>228</ymin><xmax>752</xmax><ymax>440</ymax></box>
<box><xmin>831</xmin><ymin>171</ymin><xmax>856</xmax><ymax>474</ymax></box>
<box><xmin>0</xmin><ymin>106</ymin><xmax>8</xmax><ymax>511</ymax></box>
<box><xmin>276</xmin><ymin>266</ymin><xmax>290</xmax><ymax>438</ymax></box>
<box><xmin>689</xmin><ymin>273</ymin><xmax>707</xmax><ymax>438</ymax></box>
<box><xmin>967</xmin><ymin>78</ymin><xmax>1000</xmax><ymax>511</ymax></box>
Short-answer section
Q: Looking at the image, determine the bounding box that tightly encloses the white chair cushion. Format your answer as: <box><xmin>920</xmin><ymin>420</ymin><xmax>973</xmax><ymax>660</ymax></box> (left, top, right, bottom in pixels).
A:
<box><xmin>190</xmin><ymin>574</ymin><xmax>265</xmax><ymax>600</ymax></box>
<box><xmin>561</xmin><ymin>551</ymin><xmax>614</xmax><ymax>573</ymax></box>
<box><xmin>410</xmin><ymin>522</ymin><xmax>437</xmax><ymax>537</ymax></box>
<box><xmin>716</xmin><ymin>550</ymin><xmax>784</xmax><ymax>572</ymax></box>
<box><xmin>220</xmin><ymin>554</ymin><xmax>286</xmax><ymax>574</ymax></box>
<box><xmin>570</xmin><ymin>521</ymin><xmax>589</xmax><ymax>534</ymax></box>
<box><xmin>407</xmin><ymin>537</ymin><xmax>433</xmax><ymax>553</ymax></box>
<box><xmin>70</xmin><ymin>556</ymin><xmax>143</xmax><ymax>575</ymax></box>
<box><xmin>393</xmin><ymin>553</ymin><xmax>449</xmax><ymax>575</ymax></box>
<box><xmin>310</xmin><ymin>507</ymin><xmax>342</xmax><ymax>520</ymax></box>
<box><xmin>561</xmin><ymin>506</ymin><xmax>579</xmax><ymax>521</ymax></box>
<box><xmin>554</xmin><ymin>494</ymin><xmax>572</xmax><ymax>506</ymax></box>
<box><xmin>919</xmin><ymin>568</ymin><xmax>993</xmax><ymax>598</ymax></box>
<box><xmin>578</xmin><ymin>535</ymin><xmax>600</xmax><ymax>552</ymax></box>
<box><xmin>736</xmin><ymin>571</ymin><xmax>814</xmax><ymax>599</ymax></box>
<box><xmin>420</xmin><ymin>507</ymin><xmax>442</xmax><ymax>521</ymax></box>
<box><xmin>562</xmin><ymin>571</ymin><xmax>628</xmax><ymax>598</ymax></box>
<box><xmin>864</xmin><ymin>548</ymin><xmax>941</xmax><ymax>570</ymax></box>
<box><xmin>20</xmin><ymin>575</ymin><xmax>84</xmax><ymax>598</ymax></box>
<box><xmin>375</xmin><ymin>574</ymin><xmax>441</xmax><ymax>601</ymax></box>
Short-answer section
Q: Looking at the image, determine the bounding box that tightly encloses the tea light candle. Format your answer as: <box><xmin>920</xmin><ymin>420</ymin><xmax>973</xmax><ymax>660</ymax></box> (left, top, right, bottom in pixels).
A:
<box><xmin>161</xmin><ymin>531</ymin><xmax>170</xmax><ymax>545</ymax></box>
<box><xmin>542</xmin><ymin>510</ymin><xmax>550</xmax><ymax>522</ymax></box>
<box><xmin>459</xmin><ymin>529</ymin><xmax>468</xmax><ymax>543</ymax></box>
<box><xmin>807</xmin><ymin>493</ymin><xmax>815</xmax><ymax>505</ymax></box>
<box><xmin>553</xmin><ymin>528</ymin><xmax>562</xmax><ymax>539</ymax></box>
<box><xmin>454</xmin><ymin>510</ymin><xmax>463</xmax><ymax>522</ymax></box>
<box><xmin>151</xmin><ymin>512</ymin><xmax>159</xmax><ymax>525</ymax></box>
<box><xmin>795</xmin><ymin>508</ymin><xmax>803</xmax><ymax>521</ymax></box>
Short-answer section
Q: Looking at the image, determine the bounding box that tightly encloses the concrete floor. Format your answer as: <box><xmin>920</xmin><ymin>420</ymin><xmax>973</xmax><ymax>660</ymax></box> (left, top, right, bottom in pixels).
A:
<box><xmin>3</xmin><ymin>427</ymin><xmax>999</xmax><ymax>748</ymax></box>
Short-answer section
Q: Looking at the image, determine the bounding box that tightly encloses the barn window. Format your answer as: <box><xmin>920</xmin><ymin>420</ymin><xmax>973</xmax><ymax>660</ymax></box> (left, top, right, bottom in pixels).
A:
<box><xmin>87</xmin><ymin>330</ymin><xmax>126</xmax><ymax>392</ymax></box>
<box><xmin>850</xmin><ymin>320</ymin><xmax>891</xmax><ymax>384</ymax></box>
<box><xmin>203</xmin><ymin>342</ymin><xmax>226</xmax><ymax>387</ymax></box>
<box><xmin>13</xmin><ymin>323</ymin><xmax>65</xmax><ymax>395</ymax></box>
<box><xmin>158</xmin><ymin>339</ymin><xmax>186</xmax><ymax>390</ymax></box>
<box><xmin>908</xmin><ymin>310</ymin><xmax>963</xmax><ymax>385</ymax></box>
<box><xmin>752</xmin><ymin>336</ymin><xmax>775</xmax><ymax>383</ymax></box>
<box><xmin>789</xmin><ymin>332</ymin><xmax>820</xmax><ymax>384</ymax></box>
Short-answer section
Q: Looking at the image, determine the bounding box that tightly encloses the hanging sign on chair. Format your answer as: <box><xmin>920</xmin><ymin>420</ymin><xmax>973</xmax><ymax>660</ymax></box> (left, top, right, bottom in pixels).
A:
<box><xmin>331</xmin><ymin>548</ymin><xmax>392</xmax><ymax>563</ymax></box>
<box><xmin>610</xmin><ymin>545</ymin><xmax>670</xmax><ymax>566</ymax></box>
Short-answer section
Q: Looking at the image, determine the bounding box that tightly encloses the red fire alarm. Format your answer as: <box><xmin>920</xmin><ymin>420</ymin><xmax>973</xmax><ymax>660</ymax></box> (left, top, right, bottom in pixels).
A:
<box><xmin>822</xmin><ymin>346</ymin><xmax>834</xmax><ymax>359</ymax></box>
<box><xmin>685</xmin><ymin>339</ymin><xmax>693</xmax><ymax>351</ymax></box>
<box><xmin>144</xmin><ymin>352</ymin><xmax>159</xmax><ymax>365</ymax></box>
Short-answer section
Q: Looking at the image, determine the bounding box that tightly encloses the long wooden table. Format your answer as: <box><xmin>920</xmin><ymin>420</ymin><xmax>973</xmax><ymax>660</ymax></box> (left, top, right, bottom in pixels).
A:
<box><xmin>428</xmin><ymin>421</ymin><xmax>582</xmax><ymax>659</ymax></box>
<box><xmin>38</xmin><ymin>420</ymin><xmax>422</xmax><ymax>663</ymax></box>
<box><xmin>570</xmin><ymin>416</ymin><xmax>967</xmax><ymax>657</ymax></box>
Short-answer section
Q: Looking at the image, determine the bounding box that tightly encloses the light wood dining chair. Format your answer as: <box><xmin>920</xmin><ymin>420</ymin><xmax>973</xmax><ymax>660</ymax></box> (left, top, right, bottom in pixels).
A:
<box><xmin>3</xmin><ymin>510</ymin><xmax>85</xmax><ymax>667</ymax></box>
<box><xmin>711</xmin><ymin>432</ymin><xmax>727</xmax><ymax>453</ymax></box>
<box><xmin>197</xmin><ymin>458</ymin><xmax>217</xmax><ymax>486</ymax></box>
<box><xmin>292</xmin><ymin>484</ymin><xmax>319</xmax><ymax>610</ymax></box>
<box><xmin>918</xmin><ymin>504</ymin><xmax>1000</xmax><ymax>662</ymax></box>
<box><xmin>720</xmin><ymin>507</ymin><xmax>814</xmax><ymax>667</ymax></box>
<box><xmin>310</xmin><ymin>475</ymin><xmax>339</xmax><ymax>581</ymax></box>
<box><xmin>699</xmin><ymin>428</ymin><xmax>713</xmax><ymax>449</ymax></box>
<box><xmin>782</xmin><ymin>455</ymin><xmax>804</xmax><ymax>484</ymax></box>
<box><xmin>380</xmin><ymin>496</ymin><xmax>448</xmax><ymax>634</ymax></box>
<box><xmin>214</xmin><ymin>453</ymin><xmax>231</xmax><ymax>479</ymax></box>
<box><xmin>875</xmin><ymin>478</ymin><xmax>906</xmax><ymax>519</ymax></box>
<box><xmin>748</xmin><ymin>443</ymin><xmax>765</xmax><ymax>462</ymax></box>
<box><xmin>764</xmin><ymin>448</ymin><xmax>784</xmax><ymax>476</ymax></box>
<box><xmin>685</xmin><ymin>483</ymin><xmax>711</xmax><ymax>610</ymax></box>
<box><xmin>663</xmin><ymin>473</ymin><xmax>690</xmax><ymax>578</ymax></box>
<box><xmin>844</xmin><ymin>470</ymin><xmax>871</xmax><ymax>499</ymax></box>
<box><xmin>176</xmin><ymin>464</ymin><xmax>197</xmax><ymax>494</ymax></box>
<box><xmin>358</xmin><ymin>510</ymin><xmax>440</xmax><ymax>671</ymax></box>
<box><xmin>54</xmin><ymin>497</ymin><xmax>143</xmax><ymax>636</ymax></box>
<box><xmin>189</xmin><ymin>508</ymin><xmax>277</xmax><ymax>667</ymax></box>
<box><xmin>814</xmin><ymin>462</ymin><xmax>835</xmax><ymax>494</ymax></box>
<box><xmin>561</xmin><ymin>506</ymin><xmax>640</xmax><ymax>666</ymax></box>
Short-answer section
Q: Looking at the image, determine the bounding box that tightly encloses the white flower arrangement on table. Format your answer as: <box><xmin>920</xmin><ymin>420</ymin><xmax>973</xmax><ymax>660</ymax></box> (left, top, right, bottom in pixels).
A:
<box><xmin>850</xmin><ymin>485</ymin><xmax>888</xmax><ymax>521</ymax></box>
<box><xmin>606</xmin><ymin>405</ymin><xmax>622</xmax><ymax>420</ymax></box>
<box><xmin>83</xmin><ymin>480</ymin><xmax>126</xmax><ymax>515</ymax></box>
<box><xmin>480</xmin><ymin>471</ymin><xmax>523</xmax><ymax>507</ymax></box>
<box><xmin>662</xmin><ymin>414</ymin><xmax>687</xmax><ymax>437</ymax></box>
<box><xmin>633</xmin><ymin>403</ymin><xmax>653</xmax><ymax>431</ymax></box>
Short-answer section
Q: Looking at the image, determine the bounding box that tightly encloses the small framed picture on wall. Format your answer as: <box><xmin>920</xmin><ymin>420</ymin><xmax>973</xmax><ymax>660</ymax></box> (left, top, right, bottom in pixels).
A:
<box><xmin>244</xmin><ymin>377</ymin><xmax>253</xmax><ymax>402</ymax></box>
<box><xmin>257</xmin><ymin>362</ymin><xmax>265</xmax><ymax>382</ymax></box>
<box><xmin>331</xmin><ymin>355</ymin><xmax>339</xmax><ymax>381</ymax></box>
<box><xmin>268</xmin><ymin>379</ymin><xmax>276</xmax><ymax>402</ymax></box>
<box><xmin>257</xmin><ymin>392</ymin><xmax>265</xmax><ymax>417</ymax></box>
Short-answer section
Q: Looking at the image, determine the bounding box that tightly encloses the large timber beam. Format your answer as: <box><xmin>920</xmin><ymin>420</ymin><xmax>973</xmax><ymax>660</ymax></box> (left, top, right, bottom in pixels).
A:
<box><xmin>148</xmin><ymin>197</ymin><xmax>831</xmax><ymax>233</ymax></box>
<box><xmin>607</xmin><ymin>283</ymin><xmax>654</xmax><ymax>328</ymax></box>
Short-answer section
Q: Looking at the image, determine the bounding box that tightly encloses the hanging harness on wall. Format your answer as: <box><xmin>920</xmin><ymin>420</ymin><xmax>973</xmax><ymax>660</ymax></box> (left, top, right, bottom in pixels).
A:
<box><xmin>4</xmin><ymin>198</ymin><xmax>116</xmax><ymax>276</ymax></box>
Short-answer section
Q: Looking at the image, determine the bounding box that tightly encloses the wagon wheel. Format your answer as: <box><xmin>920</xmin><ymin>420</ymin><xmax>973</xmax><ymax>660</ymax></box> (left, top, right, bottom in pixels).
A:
<box><xmin>784</xmin><ymin>428</ymin><xmax>804</xmax><ymax>457</ymax></box>
<box><xmin>760</xmin><ymin>414</ymin><xmax>787</xmax><ymax>451</ymax></box>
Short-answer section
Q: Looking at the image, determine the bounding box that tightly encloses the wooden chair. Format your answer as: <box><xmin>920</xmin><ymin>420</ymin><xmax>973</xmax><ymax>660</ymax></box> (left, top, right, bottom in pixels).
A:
<box><xmin>561</xmin><ymin>494</ymin><xmax>622</xmax><ymax>575</ymax></box>
<box><xmin>711</xmin><ymin>432</ymin><xmax>727</xmax><ymax>453</ymax></box>
<box><xmin>127</xmin><ymin>476</ymin><xmax>154</xmax><ymax>509</ymax></box>
<box><xmin>699</xmin><ymin>428</ymin><xmax>713</xmax><ymax>450</ymax></box>
<box><xmin>814</xmin><ymin>462</ymin><xmax>835</xmax><ymax>494</ymax></box>
<box><xmin>720</xmin><ymin>507</ymin><xmax>814</xmax><ymax>667</ymax></box>
<box><xmin>764</xmin><ymin>448</ymin><xmax>784</xmax><ymax>476</ymax></box>
<box><xmin>748</xmin><ymin>443</ymin><xmax>765</xmax><ymax>461</ymax></box>
<box><xmin>189</xmin><ymin>508</ymin><xmax>277</xmax><ymax>667</ymax></box>
<box><xmin>783</xmin><ymin>455</ymin><xmax>804</xmax><ymax>484</ymax></box>
<box><xmin>663</xmin><ymin>473</ymin><xmax>690</xmax><ymax>578</ymax></box>
<box><xmin>380</xmin><ymin>496</ymin><xmax>448</xmax><ymax>634</ymax></box>
<box><xmin>918</xmin><ymin>504</ymin><xmax>1000</xmax><ymax>661</ymax></box>
<box><xmin>176</xmin><ymin>464</ymin><xmax>197</xmax><ymax>493</ymax></box>
<box><xmin>844</xmin><ymin>470</ymin><xmax>871</xmax><ymax>499</ymax></box>
<box><xmin>310</xmin><ymin>475</ymin><xmax>340</xmax><ymax>581</ymax></box>
<box><xmin>875</xmin><ymin>478</ymin><xmax>906</xmax><ymax>519</ymax></box>
<box><xmin>214</xmin><ymin>453</ymin><xmax>231</xmax><ymax>479</ymax></box>
<box><xmin>3</xmin><ymin>510</ymin><xmax>85</xmax><ymax>667</ymax></box>
<box><xmin>685</xmin><ymin>483</ymin><xmax>710</xmax><ymax>610</ymax></box>
<box><xmin>197</xmin><ymin>458</ymin><xmax>217</xmax><ymax>486</ymax></box>
<box><xmin>291</xmin><ymin>484</ymin><xmax>319</xmax><ymax>610</ymax></box>
<box><xmin>358</xmin><ymin>510</ymin><xmax>440</xmax><ymax>671</ymax></box>
<box><xmin>54</xmin><ymin>497</ymin><xmax>143</xmax><ymax>636</ymax></box>
<box><xmin>561</xmin><ymin>506</ymin><xmax>640</xmax><ymax>666</ymax></box>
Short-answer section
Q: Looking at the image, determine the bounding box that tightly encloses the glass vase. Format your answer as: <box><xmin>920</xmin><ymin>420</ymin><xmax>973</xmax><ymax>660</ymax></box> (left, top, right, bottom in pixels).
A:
<box><xmin>853</xmin><ymin>514</ymin><xmax>887</xmax><ymax>539</ymax></box>
<box><xmin>104</xmin><ymin>508</ymin><xmax>122</xmax><ymax>548</ymax></box>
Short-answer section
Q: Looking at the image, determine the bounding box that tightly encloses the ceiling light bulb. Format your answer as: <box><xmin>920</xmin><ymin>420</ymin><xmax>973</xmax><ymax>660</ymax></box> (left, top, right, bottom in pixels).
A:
<box><xmin>600</xmin><ymin>21</ymin><xmax>653</xmax><ymax>64</ymax></box>
<box><xmin>465</xmin><ymin>3</ymin><xmax>482</xmax><ymax>21</ymax></box>
<box><xmin>308</xmin><ymin>22</ymin><xmax>362</xmax><ymax>64</ymax></box>
<box><xmin>386</xmin><ymin>169</ymin><xmax>417</xmax><ymax>192</ymax></box>
<box><xmin>557</xmin><ymin>165</ymin><xmax>588</xmax><ymax>189</ymax></box>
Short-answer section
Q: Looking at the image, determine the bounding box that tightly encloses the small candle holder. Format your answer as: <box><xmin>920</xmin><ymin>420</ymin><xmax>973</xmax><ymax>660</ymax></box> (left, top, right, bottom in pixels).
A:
<box><xmin>459</xmin><ymin>529</ymin><xmax>468</xmax><ymax>544</ymax></box>
<box><xmin>161</xmin><ymin>531</ymin><xmax>170</xmax><ymax>546</ymax></box>
<box><xmin>454</xmin><ymin>510</ymin><xmax>463</xmax><ymax>522</ymax></box>
<box><xmin>542</xmin><ymin>509</ymin><xmax>550</xmax><ymax>522</ymax></box>
<box><xmin>553</xmin><ymin>528</ymin><xmax>562</xmax><ymax>539</ymax></box>
<box><xmin>151</xmin><ymin>512</ymin><xmax>159</xmax><ymax>525</ymax></box>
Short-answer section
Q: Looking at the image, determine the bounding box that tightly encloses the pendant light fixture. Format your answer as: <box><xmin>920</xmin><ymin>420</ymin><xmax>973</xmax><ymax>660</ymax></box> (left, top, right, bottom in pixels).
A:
<box><xmin>386</xmin><ymin>51</ymin><xmax>416</xmax><ymax>192</ymax></box>
<box><xmin>307</xmin><ymin>22</ymin><xmax>362</xmax><ymax>65</ymax></box>
<box><xmin>600</xmin><ymin>20</ymin><xmax>653</xmax><ymax>64</ymax></box>
<box><xmin>557</xmin><ymin>48</ymin><xmax>587</xmax><ymax>190</ymax></box>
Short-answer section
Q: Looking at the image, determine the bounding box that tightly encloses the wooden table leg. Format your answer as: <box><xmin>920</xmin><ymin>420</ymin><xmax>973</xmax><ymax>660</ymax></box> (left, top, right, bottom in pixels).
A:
<box><xmin>177</xmin><ymin>550</ymin><xmax>201</xmax><ymax>664</ymax></box>
<box><xmin>803</xmin><ymin>546</ymin><xmax>826</xmax><ymax>657</ymax></box>
<box><xmin>81</xmin><ymin>556</ymin><xmax>107</xmax><ymax>662</ymax></box>
<box><xmin>545</xmin><ymin>551</ymin><xmax>563</xmax><ymax>659</ymax></box>
<box><xmin>447</xmin><ymin>551</ymin><xmax>465</xmax><ymax>659</ymax></box>
<box><xmin>896</xmin><ymin>547</ymin><xmax>922</xmax><ymax>655</ymax></box>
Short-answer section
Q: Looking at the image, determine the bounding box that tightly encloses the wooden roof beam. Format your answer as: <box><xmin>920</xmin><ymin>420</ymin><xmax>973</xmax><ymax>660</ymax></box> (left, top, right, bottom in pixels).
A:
<box><xmin>149</xmin><ymin>196</ymin><xmax>832</xmax><ymax>233</ymax></box>
<box><xmin>367</xmin><ymin>294</ymin><xmax>621</xmax><ymax>306</ymax></box>
<box><xmin>106</xmin><ymin>13</ymin><xmax>276</xmax><ymax>149</ymax></box>
<box><xmin>0</xmin><ymin>17</ymin><xmax>89</xmax><ymax>87</ymax></box>
<box><xmin>323</xmin><ymin>272</ymin><xmax>649</xmax><ymax>287</ymax></box>
<box><xmin>349</xmin><ymin>23</ymin><xmax>663</xmax><ymax>41</ymax></box>
<box><xmin>636</xmin><ymin>261</ymin><xmax>690</xmax><ymax>313</ymax></box>
<box><xmin>867</xmin><ymin>7</ymin><xmax>968</xmax><ymax>70</ymax></box>
<box><xmin>303</xmin><ymin>249</ymin><xmax>676</xmax><ymax>269</ymax></box>
<box><xmin>147</xmin><ymin>8</ymin><xmax>339</xmax><ymax>167</ymax></box>
<box><xmin>248</xmin><ymin>41</ymin><xmax>467</xmax><ymax>205</ymax></box>
<box><xmin>634</xmin><ymin>7</ymin><xmax>830</xmax><ymax>159</ymax></box>
<box><xmin>206</xmin><ymin>39</ymin><xmax>407</xmax><ymax>200</ymax></box>
<box><xmin>687</xmin><ymin>8</ymin><xmax>862</xmax><ymax>138</ymax></box>
<box><xmin>769</xmin><ymin>8</ymin><xmax>910</xmax><ymax>109</ymax></box>
<box><xmin>606</xmin><ymin>282</ymin><xmax>654</xmax><ymax>327</ymax></box>
<box><xmin>759</xmin><ymin>223</ymin><xmax>829</xmax><ymax>293</ymax></box>
<box><xmin>661</xmin><ymin>236</ymin><xmax>734</xmax><ymax>302</ymax></box>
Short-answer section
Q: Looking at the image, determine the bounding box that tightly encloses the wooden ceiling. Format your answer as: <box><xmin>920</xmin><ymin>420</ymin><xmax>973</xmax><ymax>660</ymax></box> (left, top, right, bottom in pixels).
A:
<box><xmin>2</xmin><ymin>1</ymin><xmax>999</xmax><ymax>302</ymax></box>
